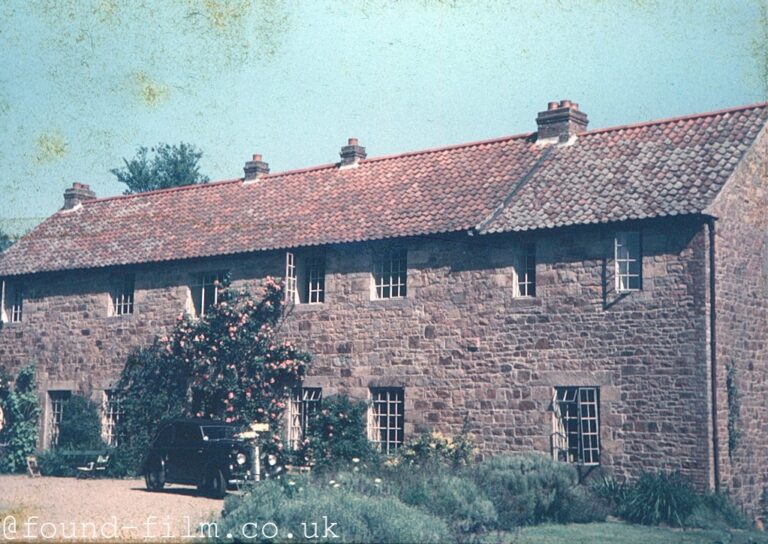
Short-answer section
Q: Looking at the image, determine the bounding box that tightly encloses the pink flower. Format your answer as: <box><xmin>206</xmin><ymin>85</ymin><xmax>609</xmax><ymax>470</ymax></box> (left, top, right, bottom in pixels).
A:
<box><xmin>228</xmin><ymin>391</ymin><xmax>235</xmax><ymax>399</ymax></box>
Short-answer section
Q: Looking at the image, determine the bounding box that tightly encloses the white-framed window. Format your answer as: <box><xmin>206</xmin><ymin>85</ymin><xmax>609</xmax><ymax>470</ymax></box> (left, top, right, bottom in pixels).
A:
<box><xmin>1</xmin><ymin>280</ymin><xmax>23</xmax><ymax>323</ymax></box>
<box><xmin>285</xmin><ymin>253</ymin><xmax>326</xmax><ymax>305</ymax></box>
<box><xmin>372</xmin><ymin>249</ymin><xmax>407</xmax><ymax>299</ymax></box>
<box><xmin>190</xmin><ymin>272</ymin><xmax>225</xmax><ymax>317</ymax></box>
<box><xmin>110</xmin><ymin>274</ymin><xmax>135</xmax><ymax>316</ymax></box>
<box><xmin>552</xmin><ymin>386</ymin><xmax>600</xmax><ymax>465</ymax></box>
<box><xmin>615</xmin><ymin>231</ymin><xmax>641</xmax><ymax>292</ymax></box>
<box><xmin>368</xmin><ymin>387</ymin><xmax>404</xmax><ymax>454</ymax></box>
<box><xmin>102</xmin><ymin>390</ymin><xmax>124</xmax><ymax>447</ymax></box>
<box><xmin>288</xmin><ymin>387</ymin><xmax>322</xmax><ymax>449</ymax></box>
<box><xmin>285</xmin><ymin>252</ymin><xmax>297</xmax><ymax>303</ymax></box>
<box><xmin>48</xmin><ymin>390</ymin><xmax>71</xmax><ymax>447</ymax></box>
<box><xmin>513</xmin><ymin>242</ymin><xmax>536</xmax><ymax>297</ymax></box>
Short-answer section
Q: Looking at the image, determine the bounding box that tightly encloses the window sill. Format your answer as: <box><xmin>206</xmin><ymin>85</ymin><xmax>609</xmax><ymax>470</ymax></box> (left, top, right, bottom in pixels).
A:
<box><xmin>508</xmin><ymin>297</ymin><xmax>542</xmax><ymax>307</ymax></box>
<box><xmin>0</xmin><ymin>321</ymin><xmax>23</xmax><ymax>329</ymax></box>
<box><xmin>107</xmin><ymin>313</ymin><xmax>137</xmax><ymax>320</ymax></box>
<box><xmin>369</xmin><ymin>296</ymin><xmax>409</xmax><ymax>306</ymax></box>
<box><xmin>291</xmin><ymin>303</ymin><xmax>326</xmax><ymax>312</ymax></box>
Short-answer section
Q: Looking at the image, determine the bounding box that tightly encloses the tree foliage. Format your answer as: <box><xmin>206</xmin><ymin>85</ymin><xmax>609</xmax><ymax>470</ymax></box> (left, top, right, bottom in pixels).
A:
<box><xmin>56</xmin><ymin>395</ymin><xmax>106</xmax><ymax>450</ymax></box>
<box><xmin>298</xmin><ymin>394</ymin><xmax>379</xmax><ymax>471</ymax></box>
<box><xmin>0</xmin><ymin>228</ymin><xmax>14</xmax><ymax>252</ymax></box>
<box><xmin>115</xmin><ymin>277</ymin><xmax>310</xmax><ymax>472</ymax></box>
<box><xmin>110</xmin><ymin>142</ymin><xmax>209</xmax><ymax>194</ymax></box>
<box><xmin>0</xmin><ymin>364</ymin><xmax>41</xmax><ymax>473</ymax></box>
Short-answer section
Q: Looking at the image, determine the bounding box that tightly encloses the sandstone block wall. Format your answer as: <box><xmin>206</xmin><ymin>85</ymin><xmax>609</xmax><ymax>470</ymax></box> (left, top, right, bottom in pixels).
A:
<box><xmin>710</xmin><ymin>124</ymin><xmax>768</xmax><ymax>516</ymax></box>
<box><xmin>0</xmin><ymin>217</ymin><xmax>713</xmax><ymax>488</ymax></box>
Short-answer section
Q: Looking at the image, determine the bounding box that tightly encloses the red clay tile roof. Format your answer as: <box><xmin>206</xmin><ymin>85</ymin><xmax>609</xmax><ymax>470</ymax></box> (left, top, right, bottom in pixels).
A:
<box><xmin>1</xmin><ymin>103</ymin><xmax>766</xmax><ymax>276</ymax></box>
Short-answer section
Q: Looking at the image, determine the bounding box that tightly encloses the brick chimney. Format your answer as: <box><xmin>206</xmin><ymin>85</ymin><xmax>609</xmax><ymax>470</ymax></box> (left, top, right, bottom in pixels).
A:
<box><xmin>339</xmin><ymin>138</ymin><xmax>366</xmax><ymax>167</ymax></box>
<box><xmin>243</xmin><ymin>153</ymin><xmax>270</xmax><ymax>181</ymax></box>
<box><xmin>536</xmin><ymin>100</ymin><xmax>588</xmax><ymax>141</ymax></box>
<box><xmin>63</xmin><ymin>182</ymin><xmax>96</xmax><ymax>209</ymax></box>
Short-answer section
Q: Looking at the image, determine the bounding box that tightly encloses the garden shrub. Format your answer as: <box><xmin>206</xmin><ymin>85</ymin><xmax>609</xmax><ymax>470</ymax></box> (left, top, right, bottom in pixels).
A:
<box><xmin>56</xmin><ymin>395</ymin><xmax>105</xmax><ymax>450</ymax></box>
<box><xmin>595</xmin><ymin>471</ymin><xmax>748</xmax><ymax>530</ymax></box>
<box><xmin>617</xmin><ymin>471</ymin><xmax>698</xmax><ymax>527</ymax></box>
<box><xmin>686</xmin><ymin>492</ymin><xmax>750</xmax><ymax>530</ymax></box>
<box><xmin>0</xmin><ymin>365</ymin><xmax>41</xmax><ymax>473</ymax></box>
<box><xmin>468</xmin><ymin>453</ymin><xmax>605</xmax><ymax>528</ymax></box>
<box><xmin>219</xmin><ymin>480</ymin><xmax>451</xmax><ymax>544</ymax></box>
<box><xmin>37</xmin><ymin>448</ymin><xmax>77</xmax><ymax>477</ymax></box>
<box><xmin>397</xmin><ymin>473</ymin><xmax>497</xmax><ymax>533</ymax></box>
<box><xmin>114</xmin><ymin>277</ymin><xmax>310</xmax><ymax>473</ymax></box>
<box><xmin>298</xmin><ymin>395</ymin><xmax>379</xmax><ymax>471</ymax></box>
<box><xmin>396</xmin><ymin>429</ymin><xmax>476</xmax><ymax>468</ymax></box>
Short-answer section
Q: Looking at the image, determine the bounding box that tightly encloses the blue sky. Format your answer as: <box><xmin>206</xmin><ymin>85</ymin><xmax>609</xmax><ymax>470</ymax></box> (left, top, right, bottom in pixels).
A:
<box><xmin>0</xmin><ymin>0</ymin><xmax>765</xmax><ymax>235</ymax></box>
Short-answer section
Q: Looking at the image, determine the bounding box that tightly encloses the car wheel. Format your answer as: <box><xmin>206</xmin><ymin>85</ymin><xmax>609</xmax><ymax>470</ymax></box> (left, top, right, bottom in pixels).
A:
<box><xmin>206</xmin><ymin>467</ymin><xmax>226</xmax><ymax>499</ymax></box>
<box><xmin>144</xmin><ymin>460</ymin><xmax>165</xmax><ymax>491</ymax></box>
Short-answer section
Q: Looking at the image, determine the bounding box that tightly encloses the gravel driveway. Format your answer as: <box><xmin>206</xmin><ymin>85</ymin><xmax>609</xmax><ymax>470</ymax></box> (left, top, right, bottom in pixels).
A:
<box><xmin>0</xmin><ymin>476</ymin><xmax>225</xmax><ymax>541</ymax></box>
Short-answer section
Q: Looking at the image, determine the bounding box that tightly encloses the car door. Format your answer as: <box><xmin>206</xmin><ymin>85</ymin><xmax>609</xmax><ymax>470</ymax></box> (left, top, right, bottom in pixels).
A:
<box><xmin>171</xmin><ymin>423</ymin><xmax>204</xmax><ymax>484</ymax></box>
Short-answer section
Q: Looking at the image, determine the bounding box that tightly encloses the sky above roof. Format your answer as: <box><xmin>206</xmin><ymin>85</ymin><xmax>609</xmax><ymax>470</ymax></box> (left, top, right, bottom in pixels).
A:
<box><xmin>0</xmin><ymin>1</ymin><xmax>765</xmax><ymax>236</ymax></box>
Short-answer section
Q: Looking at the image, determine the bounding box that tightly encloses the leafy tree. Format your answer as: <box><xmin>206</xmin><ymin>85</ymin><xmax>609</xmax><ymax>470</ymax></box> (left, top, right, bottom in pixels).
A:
<box><xmin>0</xmin><ymin>228</ymin><xmax>14</xmax><ymax>252</ymax></box>
<box><xmin>110</xmin><ymin>142</ymin><xmax>209</xmax><ymax>194</ymax></box>
<box><xmin>56</xmin><ymin>395</ymin><xmax>105</xmax><ymax>450</ymax></box>
<box><xmin>0</xmin><ymin>365</ymin><xmax>41</xmax><ymax>473</ymax></box>
<box><xmin>115</xmin><ymin>276</ymin><xmax>311</xmax><ymax>472</ymax></box>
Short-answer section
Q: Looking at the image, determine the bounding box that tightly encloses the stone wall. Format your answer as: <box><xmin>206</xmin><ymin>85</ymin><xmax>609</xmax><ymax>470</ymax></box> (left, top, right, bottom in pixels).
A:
<box><xmin>709</xmin><ymin>124</ymin><xmax>768</xmax><ymax>517</ymax></box>
<box><xmin>0</xmin><ymin>216</ymin><xmax>713</xmax><ymax>487</ymax></box>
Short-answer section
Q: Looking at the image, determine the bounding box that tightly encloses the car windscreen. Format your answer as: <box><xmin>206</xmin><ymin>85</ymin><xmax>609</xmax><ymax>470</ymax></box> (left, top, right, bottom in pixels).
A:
<box><xmin>201</xmin><ymin>425</ymin><xmax>238</xmax><ymax>440</ymax></box>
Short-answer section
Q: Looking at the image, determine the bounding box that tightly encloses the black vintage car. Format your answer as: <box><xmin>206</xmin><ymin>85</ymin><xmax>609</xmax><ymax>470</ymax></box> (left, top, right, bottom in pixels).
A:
<box><xmin>142</xmin><ymin>418</ymin><xmax>253</xmax><ymax>498</ymax></box>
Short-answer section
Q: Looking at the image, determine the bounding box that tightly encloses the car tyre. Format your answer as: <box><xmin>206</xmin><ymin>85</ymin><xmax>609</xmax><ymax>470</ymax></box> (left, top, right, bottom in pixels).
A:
<box><xmin>206</xmin><ymin>467</ymin><xmax>226</xmax><ymax>499</ymax></box>
<box><xmin>145</xmin><ymin>461</ymin><xmax>165</xmax><ymax>491</ymax></box>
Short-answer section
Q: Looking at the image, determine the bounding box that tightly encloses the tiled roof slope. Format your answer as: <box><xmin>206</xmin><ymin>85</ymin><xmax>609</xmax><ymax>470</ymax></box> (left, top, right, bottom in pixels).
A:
<box><xmin>0</xmin><ymin>103</ymin><xmax>766</xmax><ymax>276</ymax></box>
<box><xmin>479</xmin><ymin>103</ymin><xmax>768</xmax><ymax>233</ymax></box>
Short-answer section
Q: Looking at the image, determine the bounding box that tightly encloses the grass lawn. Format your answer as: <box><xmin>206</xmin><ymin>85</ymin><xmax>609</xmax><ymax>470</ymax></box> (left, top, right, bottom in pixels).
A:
<box><xmin>480</xmin><ymin>522</ymin><xmax>768</xmax><ymax>544</ymax></box>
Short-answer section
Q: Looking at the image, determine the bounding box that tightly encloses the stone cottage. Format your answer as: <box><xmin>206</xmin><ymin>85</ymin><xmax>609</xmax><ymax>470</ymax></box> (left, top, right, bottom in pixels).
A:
<box><xmin>1</xmin><ymin>100</ymin><xmax>767</xmax><ymax>512</ymax></box>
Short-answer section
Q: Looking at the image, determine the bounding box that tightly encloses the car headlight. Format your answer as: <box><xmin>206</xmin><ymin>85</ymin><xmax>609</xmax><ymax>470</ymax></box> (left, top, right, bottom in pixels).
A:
<box><xmin>236</xmin><ymin>452</ymin><xmax>247</xmax><ymax>465</ymax></box>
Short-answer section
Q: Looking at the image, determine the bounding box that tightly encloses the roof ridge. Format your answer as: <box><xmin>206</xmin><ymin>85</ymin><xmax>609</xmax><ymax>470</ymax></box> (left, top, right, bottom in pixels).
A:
<box><xmin>580</xmin><ymin>101</ymin><xmax>768</xmax><ymax>137</ymax></box>
<box><xmin>73</xmin><ymin>101</ymin><xmax>767</xmax><ymax>208</ymax></box>
<box><xmin>79</xmin><ymin>177</ymin><xmax>244</xmax><ymax>206</ymax></box>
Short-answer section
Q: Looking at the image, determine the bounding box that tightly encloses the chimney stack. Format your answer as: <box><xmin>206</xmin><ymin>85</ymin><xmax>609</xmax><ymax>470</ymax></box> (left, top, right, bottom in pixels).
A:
<box><xmin>339</xmin><ymin>138</ymin><xmax>366</xmax><ymax>167</ymax></box>
<box><xmin>63</xmin><ymin>182</ymin><xmax>96</xmax><ymax>209</ymax></box>
<box><xmin>243</xmin><ymin>153</ymin><xmax>270</xmax><ymax>181</ymax></box>
<box><xmin>536</xmin><ymin>100</ymin><xmax>588</xmax><ymax>142</ymax></box>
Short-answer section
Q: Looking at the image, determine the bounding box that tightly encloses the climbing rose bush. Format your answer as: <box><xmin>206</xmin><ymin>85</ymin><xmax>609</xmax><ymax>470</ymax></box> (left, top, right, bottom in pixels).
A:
<box><xmin>116</xmin><ymin>276</ymin><xmax>310</xmax><ymax>471</ymax></box>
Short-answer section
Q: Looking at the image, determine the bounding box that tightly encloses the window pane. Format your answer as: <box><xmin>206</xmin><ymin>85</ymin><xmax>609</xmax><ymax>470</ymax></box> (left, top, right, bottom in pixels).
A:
<box><xmin>372</xmin><ymin>249</ymin><xmax>407</xmax><ymax>300</ymax></box>
<box><xmin>369</xmin><ymin>388</ymin><xmax>404</xmax><ymax>454</ymax></box>
<box><xmin>615</xmin><ymin>232</ymin><xmax>641</xmax><ymax>292</ymax></box>
<box><xmin>554</xmin><ymin>386</ymin><xmax>600</xmax><ymax>465</ymax></box>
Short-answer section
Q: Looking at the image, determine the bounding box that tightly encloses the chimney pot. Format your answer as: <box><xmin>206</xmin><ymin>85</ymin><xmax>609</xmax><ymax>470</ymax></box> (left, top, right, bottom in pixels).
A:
<box><xmin>63</xmin><ymin>182</ymin><xmax>96</xmax><ymax>210</ymax></box>
<box><xmin>244</xmin><ymin>152</ymin><xmax>270</xmax><ymax>181</ymax></box>
<box><xmin>340</xmin><ymin>138</ymin><xmax>366</xmax><ymax>166</ymax></box>
<box><xmin>536</xmin><ymin>99</ymin><xmax>588</xmax><ymax>141</ymax></box>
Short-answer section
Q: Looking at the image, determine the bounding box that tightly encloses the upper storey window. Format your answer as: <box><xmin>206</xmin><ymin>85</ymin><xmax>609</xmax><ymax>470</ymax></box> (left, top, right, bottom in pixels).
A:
<box><xmin>110</xmin><ymin>274</ymin><xmax>135</xmax><ymax>316</ymax></box>
<box><xmin>615</xmin><ymin>232</ymin><xmax>642</xmax><ymax>292</ymax></box>
<box><xmin>372</xmin><ymin>249</ymin><xmax>407</xmax><ymax>300</ymax></box>
<box><xmin>285</xmin><ymin>252</ymin><xmax>326</xmax><ymax>305</ymax></box>
<box><xmin>513</xmin><ymin>242</ymin><xmax>536</xmax><ymax>297</ymax></box>
<box><xmin>191</xmin><ymin>272</ymin><xmax>225</xmax><ymax>317</ymax></box>
<box><xmin>1</xmin><ymin>280</ymin><xmax>23</xmax><ymax>323</ymax></box>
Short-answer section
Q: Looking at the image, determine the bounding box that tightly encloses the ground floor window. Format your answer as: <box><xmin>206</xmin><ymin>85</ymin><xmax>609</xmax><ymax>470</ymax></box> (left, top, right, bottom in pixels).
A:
<box><xmin>102</xmin><ymin>390</ymin><xmax>124</xmax><ymax>447</ymax></box>
<box><xmin>368</xmin><ymin>387</ymin><xmax>404</xmax><ymax>454</ymax></box>
<box><xmin>552</xmin><ymin>386</ymin><xmax>600</xmax><ymax>465</ymax></box>
<box><xmin>288</xmin><ymin>387</ymin><xmax>322</xmax><ymax>449</ymax></box>
<box><xmin>48</xmin><ymin>390</ymin><xmax>71</xmax><ymax>447</ymax></box>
